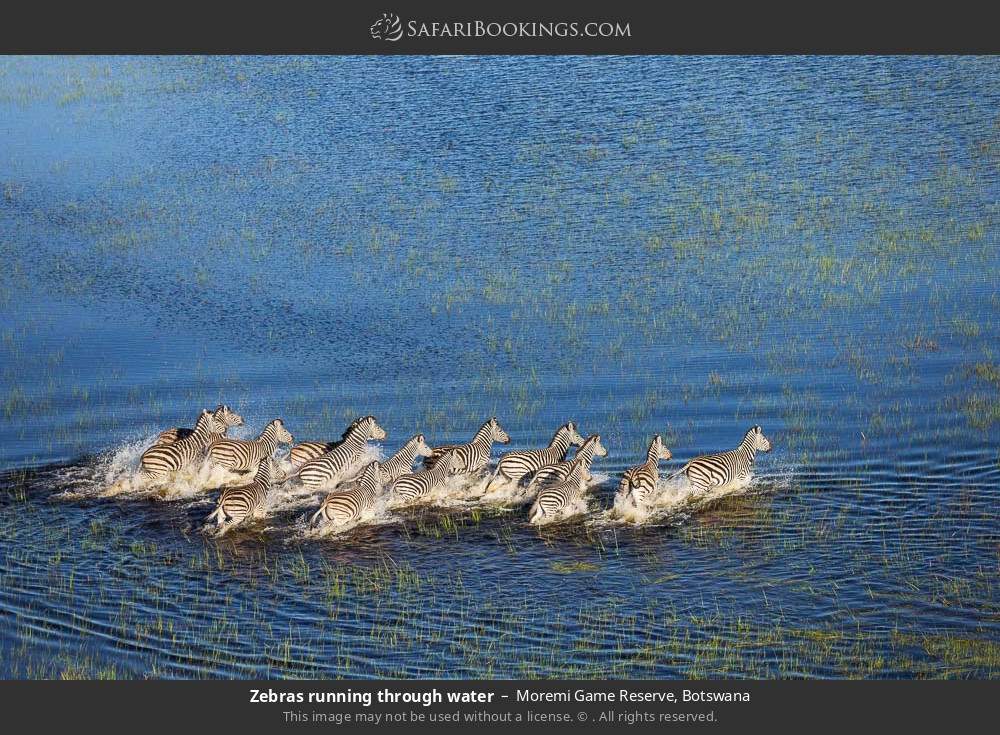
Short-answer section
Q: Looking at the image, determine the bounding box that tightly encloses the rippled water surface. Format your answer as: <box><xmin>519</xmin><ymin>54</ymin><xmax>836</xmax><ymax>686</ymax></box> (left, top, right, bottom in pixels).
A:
<box><xmin>1</xmin><ymin>56</ymin><xmax>998</xmax><ymax>678</ymax></box>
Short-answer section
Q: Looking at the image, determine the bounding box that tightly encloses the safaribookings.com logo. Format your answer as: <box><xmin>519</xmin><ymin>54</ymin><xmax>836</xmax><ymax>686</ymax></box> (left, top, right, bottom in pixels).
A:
<box><xmin>370</xmin><ymin>13</ymin><xmax>404</xmax><ymax>41</ymax></box>
<box><xmin>370</xmin><ymin>13</ymin><xmax>631</xmax><ymax>41</ymax></box>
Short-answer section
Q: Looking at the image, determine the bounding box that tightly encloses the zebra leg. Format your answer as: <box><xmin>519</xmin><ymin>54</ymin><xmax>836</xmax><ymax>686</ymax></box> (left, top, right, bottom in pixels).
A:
<box><xmin>528</xmin><ymin>503</ymin><xmax>544</xmax><ymax>524</ymax></box>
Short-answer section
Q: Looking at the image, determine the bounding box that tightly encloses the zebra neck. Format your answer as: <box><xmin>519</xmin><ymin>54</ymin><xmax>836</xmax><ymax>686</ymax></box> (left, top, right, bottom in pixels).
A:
<box><xmin>541</xmin><ymin>443</ymin><xmax>566</xmax><ymax>464</ymax></box>
<box><xmin>429</xmin><ymin>459</ymin><xmax>451</xmax><ymax>480</ymax></box>
<box><xmin>471</xmin><ymin>429</ymin><xmax>495</xmax><ymax>450</ymax></box>
<box><xmin>342</xmin><ymin>430</ymin><xmax>367</xmax><ymax>452</ymax></box>
<box><xmin>549</xmin><ymin>430</ymin><xmax>571</xmax><ymax>452</ymax></box>
<box><xmin>258</xmin><ymin>425</ymin><xmax>279</xmax><ymax>453</ymax></box>
<box><xmin>190</xmin><ymin>418</ymin><xmax>213</xmax><ymax>442</ymax></box>
<box><xmin>391</xmin><ymin>441</ymin><xmax>418</xmax><ymax>467</ymax></box>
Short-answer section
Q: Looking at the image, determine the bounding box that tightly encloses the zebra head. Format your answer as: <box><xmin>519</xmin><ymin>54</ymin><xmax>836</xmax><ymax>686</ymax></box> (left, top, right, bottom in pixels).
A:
<box><xmin>652</xmin><ymin>434</ymin><xmax>673</xmax><ymax>461</ymax></box>
<box><xmin>563</xmin><ymin>421</ymin><xmax>586</xmax><ymax>447</ymax></box>
<box><xmin>584</xmin><ymin>434</ymin><xmax>608</xmax><ymax>458</ymax></box>
<box><xmin>213</xmin><ymin>404</ymin><xmax>244</xmax><ymax>428</ymax></box>
<box><xmin>271</xmin><ymin>419</ymin><xmax>294</xmax><ymax>444</ymax></box>
<box><xmin>490</xmin><ymin>417</ymin><xmax>511</xmax><ymax>444</ymax></box>
<box><xmin>748</xmin><ymin>425</ymin><xmax>772</xmax><ymax>453</ymax></box>
<box><xmin>413</xmin><ymin>433</ymin><xmax>434</xmax><ymax>458</ymax></box>
<box><xmin>197</xmin><ymin>409</ymin><xmax>228</xmax><ymax>435</ymax></box>
<box><xmin>360</xmin><ymin>416</ymin><xmax>387</xmax><ymax>441</ymax></box>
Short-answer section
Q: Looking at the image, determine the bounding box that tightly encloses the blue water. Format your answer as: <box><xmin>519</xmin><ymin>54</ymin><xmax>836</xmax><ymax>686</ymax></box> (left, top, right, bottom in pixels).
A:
<box><xmin>0</xmin><ymin>56</ymin><xmax>997</xmax><ymax>678</ymax></box>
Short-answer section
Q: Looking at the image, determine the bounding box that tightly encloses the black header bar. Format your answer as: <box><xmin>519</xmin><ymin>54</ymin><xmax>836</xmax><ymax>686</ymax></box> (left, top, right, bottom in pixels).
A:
<box><xmin>1</xmin><ymin>2</ymin><xmax>997</xmax><ymax>54</ymax></box>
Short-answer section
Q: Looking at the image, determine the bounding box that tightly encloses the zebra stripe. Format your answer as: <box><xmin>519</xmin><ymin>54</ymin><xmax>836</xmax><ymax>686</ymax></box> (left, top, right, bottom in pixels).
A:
<box><xmin>525</xmin><ymin>434</ymin><xmax>607</xmax><ymax>497</ymax></box>
<box><xmin>618</xmin><ymin>435</ymin><xmax>673</xmax><ymax>504</ymax></box>
<box><xmin>310</xmin><ymin>461</ymin><xmax>383</xmax><ymax>527</ymax></box>
<box><xmin>423</xmin><ymin>417</ymin><xmax>510</xmax><ymax>474</ymax></box>
<box><xmin>296</xmin><ymin>416</ymin><xmax>387</xmax><ymax>489</ymax></box>
<box><xmin>208</xmin><ymin>418</ymin><xmax>293</xmax><ymax>472</ymax></box>
<box><xmin>206</xmin><ymin>458</ymin><xmax>273</xmax><ymax>531</ymax></box>
<box><xmin>154</xmin><ymin>404</ymin><xmax>243</xmax><ymax>446</ymax></box>
<box><xmin>528</xmin><ymin>458</ymin><xmax>590</xmax><ymax>523</ymax></box>
<box><xmin>379</xmin><ymin>434</ymin><xmax>433</xmax><ymax>484</ymax></box>
<box><xmin>676</xmin><ymin>425</ymin><xmax>772</xmax><ymax>492</ymax></box>
<box><xmin>288</xmin><ymin>418</ymin><xmax>361</xmax><ymax>467</ymax></box>
<box><xmin>390</xmin><ymin>451</ymin><xmax>460</xmax><ymax>504</ymax></box>
<box><xmin>486</xmin><ymin>421</ymin><xmax>584</xmax><ymax>491</ymax></box>
<box><xmin>139</xmin><ymin>410</ymin><xmax>227</xmax><ymax>481</ymax></box>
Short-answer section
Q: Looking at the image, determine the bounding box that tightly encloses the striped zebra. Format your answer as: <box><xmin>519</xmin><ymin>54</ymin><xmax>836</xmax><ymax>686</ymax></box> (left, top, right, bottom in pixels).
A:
<box><xmin>139</xmin><ymin>409</ymin><xmax>228</xmax><ymax>481</ymax></box>
<box><xmin>671</xmin><ymin>425</ymin><xmax>772</xmax><ymax>492</ymax></box>
<box><xmin>207</xmin><ymin>418</ymin><xmax>294</xmax><ymax>472</ymax></box>
<box><xmin>528</xmin><ymin>458</ymin><xmax>590</xmax><ymax>524</ymax></box>
<box><xmin>389</xmin><ymin>451</ymin><xmax>460</xmax><ymax>505</ymax></box>
<box><xmin>378</xmin><ymin>434</ymin><xmax>434</xmax><ymax>484</ymax></box>
<box><xmin>288</xmin><ymin>418</ymin><xmax>360</xmax><ymax>467</ymax></box>
<box><xmin>310</xmin><ymin>461</ymin><xmax>383</xmax><ymax>528</ymax></box>
<box><xmin>205</xmin><ymin>458</ymin><xmax>273</xmax><ymax>533</ymax></box>
<box><xmin>422</xmin><ymin>417</ymin><xmax>510</xmax><ymax>474</ymax></box>
<box><xmin>296</xmin><ymin>416</ymin><xmax>387</xmax><ymax>489</ymax></box>
<box><xmin>525</xmin><ymin>433</ymin><xmax>607</xmax><ymax>497</ymax></box>
<box><xmin>485</xmin><ymin>421</ymin><xmax>585</xmax><ymax>492</ymax></box>
<box><xmin>154</xmin><ymin>404</ymin><xmax>243</xmax><ymax>446</ymax></box>
<box><xmin>617</xmin><ymin>435</ymin><xmax>673</xmax><ymax>505</ymax></box>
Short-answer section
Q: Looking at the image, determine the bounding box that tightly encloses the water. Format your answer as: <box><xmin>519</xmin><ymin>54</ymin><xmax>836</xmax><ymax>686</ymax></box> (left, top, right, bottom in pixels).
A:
<box><xmin>0</xmin><ymin>56</ymin><xmax>998</xmax><ymax>679</ymax></box>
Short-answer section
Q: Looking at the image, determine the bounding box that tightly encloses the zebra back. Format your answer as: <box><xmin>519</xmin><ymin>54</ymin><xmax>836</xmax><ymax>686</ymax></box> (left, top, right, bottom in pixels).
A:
<box><xmin>140</xmin><ymin>410</ymin><xmax>226</xmax><ymax>479</ymax></box>
<box><xmin>155</xmin><ymin>404</ymin><xmax>243</xmax><ymax>447</ymax></box>
<box><xmin>311</xmin><ymin>461</ymin><xmax>383</xmax><ymax>527</ymax></box>
<box><xmin>529</xmin><ymin>459</ymin><xmax>589</xmax><ymax>522</ymax></box>
<box><xmin>209</xmin><ymin>459</ymin><xmax>273</xmax><ymax>527</ymax></box>
<box><xmin>681</xmin><ymin>425</ymin><xmax>771</xmax><ymax>492</ymax></box>
<box><xmin>528</xmin><ymin>434</ymin><xmax>606</xmax><ymax>493</ymax></box>
<box><xmin>424</xmin><ymin>417</ymin><xmax>510</xmax><ymax>473</ymax></box>
<box><xmin>297</xmin><ymin>416</ymin><xmax>385</xmax><ymax>488</ymax></box>
<box><xmin>494</xmin><ymin>422</ymin><xmax>583</xmax><ymax>482</ymax></box>
<box><xmin>289</xmin><ymin>418</ymin><xmax>363</xmax><ymax>466</ymax></box>
<box><xmin>391</xmin><ymin>451</ymin><xmax>459</xmax><ymax>503</ymax></box>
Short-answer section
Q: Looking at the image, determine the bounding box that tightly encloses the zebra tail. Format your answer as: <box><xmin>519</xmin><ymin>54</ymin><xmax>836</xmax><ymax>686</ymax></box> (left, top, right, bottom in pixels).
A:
<box><xmin>484</xmin><ymin>470</ymin><xmax>503</xmax><ymax>493</ymax></box>
<box><xmin>664</xmin><ymin>463</ymin><xmax>689</xmax><ymax>483</ymax></box>
<box><xmin>308</xmin><ymin>508</ymin><xmax>324</xmax><ymax>530</ymax></box>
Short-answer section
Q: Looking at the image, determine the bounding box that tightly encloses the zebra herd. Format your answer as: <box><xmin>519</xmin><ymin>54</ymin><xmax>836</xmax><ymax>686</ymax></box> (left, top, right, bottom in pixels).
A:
<box><xmin>135</xmin><ymin>405</ymin><xmax>773</xmax><ymax>534</ymax></box>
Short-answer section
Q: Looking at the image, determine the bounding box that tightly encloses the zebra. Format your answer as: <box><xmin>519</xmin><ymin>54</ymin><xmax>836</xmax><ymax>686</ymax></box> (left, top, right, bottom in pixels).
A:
<box><xmin>528</xmin><ymin>457</ymin><xmax>590</xmax><ymax>524</ymax></box>
<box><xmin>389</xmin><ymin>450</ymin><xmax>461</xmax><ymax>505</ymax></box>
<box><xmin>153</xmin><ymin>404</ymin><xmax>243</xmax><ymax>446</ymax></box>
<box><xmin>288</xmin><ymin>418</ymin><xmax>361</xmax><ymax>467</ymax></box>
<box><xmin>205</xmin><ymin>458</ymin><xmax>274</xmax><ymax>533</ymax></box>
<box><xmin>670</xmin><ymin>425</ymin><xmax>772</xmax><ymax>492</ymax></box>
<box><xmin>138</xmin><ymin>409</ymin><xmax>228</xmax><ymax>481</ymax></box>
<box><xmin>485</xmin><ymin>421</ymin><xmax>585</xmax><ymax>492</ymax></box>
<box><xmin>422</xmin><ymin>417</ymin><xmax>510</xmax><ymax>474</ymax></box>
<box><xmin>525</xmin><ymin>433</ymin><xmax>607</xmax><ymax>497</ymax></box>
<box><xmin>207</xmin><ymin>418</ymin><xmax>294</xmax><ymax>473</ymax></box>
<box><xmin>296</xmin><ymin>416</ymin><xmax>387</xmax><ymax>489</ymax></box>
<box><xmin>378</xmin><ymin>434</ymin><xmax>434</xmax><ymax>484</ymax></box>
<box><xmin>617</xmin><ymin>435</ymin><xmax>673</xmax><ymax>505</ymax></box>
<box><xmin>310</xmin><ymin>461</ymin><xmax>383</xmax><ymax>528</ymax></box>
